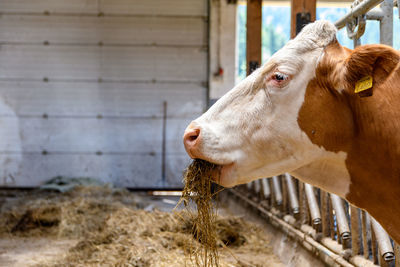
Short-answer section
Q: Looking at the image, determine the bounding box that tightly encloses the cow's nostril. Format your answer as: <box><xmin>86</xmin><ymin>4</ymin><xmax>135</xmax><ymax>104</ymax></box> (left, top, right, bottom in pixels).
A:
<box><xmin>188</xmin><ymin>135</ymin><xmax>198</xmax><ymax>141</ymax></box>
<box><xmin>183</xmin><ymin>124</ymin><xmax>201</xmax><ymax>157</ymax></box>
<box><xmin>184</xmin><ymin>128</ymin><xmax>200</xmax><ymax>143</ymax></box>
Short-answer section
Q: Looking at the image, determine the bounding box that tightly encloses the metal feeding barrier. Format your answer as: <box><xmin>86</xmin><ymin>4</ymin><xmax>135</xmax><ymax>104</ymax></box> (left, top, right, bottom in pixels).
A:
<box><xmin>231</xmin><ymin>0</ymin><xmax>400</xmax><ymax>266</ymax></box>
<box><xmin>234</xmin><ymin>175</ymin><xmax>399</xmax><ymax>267</ymax></box>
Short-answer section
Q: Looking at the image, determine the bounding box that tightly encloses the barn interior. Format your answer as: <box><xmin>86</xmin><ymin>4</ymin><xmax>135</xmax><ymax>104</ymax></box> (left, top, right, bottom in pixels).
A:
<box><xmin>0</xmin><ymin>0</ymin><xmax>399</xmax><ymax>266</ymax></box>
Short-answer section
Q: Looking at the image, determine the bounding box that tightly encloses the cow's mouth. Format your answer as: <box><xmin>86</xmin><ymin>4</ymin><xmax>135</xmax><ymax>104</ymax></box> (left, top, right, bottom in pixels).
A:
<box><xmin>209</xmin><ymin>162</ymin><xmax>236</xmax><ymax>187</ymax></box>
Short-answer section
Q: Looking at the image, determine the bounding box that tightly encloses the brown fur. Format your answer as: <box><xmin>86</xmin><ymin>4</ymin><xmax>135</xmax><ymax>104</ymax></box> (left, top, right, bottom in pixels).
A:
<box><xmin>298</xmin><ymin>41</ymin><xmax>400</xmax><ymax>242</ymax></box>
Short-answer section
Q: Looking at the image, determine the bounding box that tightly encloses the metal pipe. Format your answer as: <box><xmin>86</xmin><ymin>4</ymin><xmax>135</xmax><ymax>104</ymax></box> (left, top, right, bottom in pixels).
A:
<box><xmin>261</xmin><ymin>178</ymin><xmax>271</xmax><ymax>199</ymax></box>
<box><xmin>246</xmin><ymin>181</ymin><xmax>253</xmax><ymax>190</ymax></box>
<box><xmin>350</xmin><ymin>206</ymin><xmax>361</xmax><ymax>256</ymax></box>
<box><xmin>335</xmin><ymin>0</ymin><xmax>384</xmax><ymax>29</ymax></box>
<box><xmin>330</xmin><ymin>194</ymin><xmax>351</xmax><ymax>244</ymax></box>
<box><xmin>272</xmin><ymin>176</ymin><xmax>282</xmax><ymax>206</ymax></box>
<box><xmin>161</xmin><ymin>101</ymin><xmax>167</xmax><ymax>186</ymax></box>
<box><xmin>321</xmin><ymin>191</ymin><xmax>330</xmax><ymax>237</ymax></box>
<box><xmin>365</xmin><ymin>8</ymin><xmax>384</xmax><ymax>20</ymax></box>
<box><xmin>228</xmin><ymin>189</ymin><xmax>379</xmax><ymax>267</ymax></box>
<box><xmin>298</xmin><ymin>181</ymin><xmax>309</xmax><ymax>225</ymax></box>
<box><xmin>229</xmin><ymin>189</ymin><xmax>355</xmax><ymax>267</ymax></box>
<box><xmin>361</xmin><ymin>210</ymin><xmax>369</xmax><ymax>258</ymax></box>
<box><xmin>304</xmin><ymin>184</ymin><xmax>322</xmax><ymax>229</ymax></box>
<box><xmin>281</xmin><ymin>174</ymin><xmax>288</xmax><ymax>213</ymax></box>
<box><xmin>254</xmin><ymin>180</ymin><xmax>260</xmax><ymax>194</ymax></box>
<box><xmin>371</xmin><ymin>221</ymin><xmax>378</xmax><ymax>264</ymax></box>
<box><xmin>284</xmin><ymin>173</ymin><xmax>299</xmax><ymax>215</ymax></box>
<box><xmin>320</xmin><ymin>238</ymin><xmax>379</xmax><ymax>267</ymax></box>
<box><xmin>379</xmin><ymin>0</ymin><xmax>393</xmax><ymax>46</ymax></box>
<box><xmin>370</xmin><ymin>216</ymin><xmax>395</xmax><ymax>262</ymax></box>
<box><xmin>395</xmin><ymin>242</ymin><xmax>400</xmax><ymax>266</ymax></box>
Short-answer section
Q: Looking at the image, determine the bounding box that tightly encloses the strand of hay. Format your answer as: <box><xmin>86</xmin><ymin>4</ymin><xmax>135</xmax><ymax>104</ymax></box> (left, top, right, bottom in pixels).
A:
<box><xmin>179</xmin><ymin>159</ymin><xmax>222</xmax><ymax>267</ymax></box>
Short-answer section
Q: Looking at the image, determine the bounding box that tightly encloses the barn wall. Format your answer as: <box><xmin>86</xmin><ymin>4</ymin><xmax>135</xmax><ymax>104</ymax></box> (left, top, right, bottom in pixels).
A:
<box><xmin>0</xmin><ymin>0</ymin><xmax>208</xmax><ymax>188</ymax></box>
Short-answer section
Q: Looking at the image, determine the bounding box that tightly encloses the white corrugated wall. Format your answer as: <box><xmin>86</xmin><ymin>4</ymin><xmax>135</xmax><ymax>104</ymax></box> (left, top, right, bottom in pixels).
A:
<box><xmin>0</xmin><ymin>0</ymin><xmax>208</xmax><ymax>188</ymax></box>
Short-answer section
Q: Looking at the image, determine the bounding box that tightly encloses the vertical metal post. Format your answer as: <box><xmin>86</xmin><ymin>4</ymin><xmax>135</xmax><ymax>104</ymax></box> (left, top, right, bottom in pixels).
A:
<box><xmin>395</xmin><ymin>242</ymin><xmax>400</xmax><ymax>267</ymax></box>
<box><xmin>371</xmin><ymin>223</ymin><xmax>378</xmax><ymax>264</ymax></box>
<box><xmin>370</xmin><ymin>216</ymin><xmax>395</xmax><ymax>262</ymax></box>
<box><xmin>321</xmin><ymin>191</ymin><xmax>330</xmax><ymax>237</ymax></box>
<box><xmin>351</xmin><ymin>206</ymin><xmax>361</xmax><ymax>256</ymax></box>
<box><xmin>361</xmin><ymin>210</ymin><xmax>369</xmax><ymax>259</ymax></box>
<box><xmin>246</xmin><ymin>181</ymin><xmax>253</xmax><ymax>191</ymax></box>
<box><xmin>305</xmin><ymin>184</ymin><xmax>322</xmax><ymax>231</ymax></box>
<box><xmin>285</xmin><ymin>173</ymin><xmax>299</xmax><ymax>217</ymax></box>
<box><xmin>272</xmin><ymin>176</ymin><xmax>283</xmax><ymax>207</ymax></box>
<box><xmin>298</xmin><ymin>181</ymin><xmax>307</xmax><ymax>224</ymax></box>
<box><xmin>261</xmin><ymin>178</ymin><xmax>271</xmax><ymax>199</ymax></box>
<box><xmin>328</xmin><ymin>194</ymin><xmax>335</xmax><ymax>240</ymax></box>
<box><xmin>281</xmin><ymin>175</ymin><xmax>288</xmax><ymax>214</ymax></box>
<box><xmin>330</xmin><ymin>194</ymin><xmax>351</xmax><ymax>248</ymax></box>
<box><xmin>353</xmin><ymin>38</ymin><xmax>361</xmax><ymax>48</ymax></box>
<box><xmin>161</xmin><ymin>101</ymin><xmax>167</xmax><ymax>185</ymax></box>
<box><xmin>380</xmin><ymin>0</ymin><xmax>393</xmax><ymax>46</ymax></box>
<box><xmin>254</xmin><ymin>180</ymin><xmax>260</xmax><ymax>194</ymax></box>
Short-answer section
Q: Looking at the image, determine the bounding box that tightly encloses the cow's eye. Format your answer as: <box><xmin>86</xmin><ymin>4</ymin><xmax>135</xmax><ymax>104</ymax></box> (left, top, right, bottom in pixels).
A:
<box><xmin>273</xmin><ymin>73</ymin><xmax>288</xmax><ymax>81</ymax></box>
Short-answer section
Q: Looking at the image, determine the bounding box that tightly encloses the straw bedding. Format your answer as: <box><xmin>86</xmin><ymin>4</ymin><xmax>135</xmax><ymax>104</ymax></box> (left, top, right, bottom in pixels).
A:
<box><xmin>0</xmin><ymin>184</ymin><xmax>280</xmax><ymax>267</ymax></box>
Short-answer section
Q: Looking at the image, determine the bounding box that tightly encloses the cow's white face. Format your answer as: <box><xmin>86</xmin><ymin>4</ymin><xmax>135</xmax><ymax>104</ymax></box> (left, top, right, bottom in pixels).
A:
<box><xmin>183</xmin><ymin>21</ymin><xmax>339</xmax><ymax>187</ymax></box>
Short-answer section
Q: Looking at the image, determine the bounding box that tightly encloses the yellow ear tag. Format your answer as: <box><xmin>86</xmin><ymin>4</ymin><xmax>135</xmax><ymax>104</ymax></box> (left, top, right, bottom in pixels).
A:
<box><xmin>355</xmin><ymin>75</ymin><xmax>373</xmax><ymax>93</ymax></box>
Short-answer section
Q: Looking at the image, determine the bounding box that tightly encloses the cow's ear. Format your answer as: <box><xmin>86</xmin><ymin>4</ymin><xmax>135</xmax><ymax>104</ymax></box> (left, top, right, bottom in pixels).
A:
<box><xmin>344</xmin><ymin>45</ymin><xmax>400</xmax><ymax>96</ymax></box>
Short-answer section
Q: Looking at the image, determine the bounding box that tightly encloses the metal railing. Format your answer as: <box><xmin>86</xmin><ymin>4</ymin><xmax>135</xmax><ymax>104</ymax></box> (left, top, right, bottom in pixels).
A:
<box><xmin>234</xmin><ymin>1</ymin><xmax>399</xmax><ymax>266</ymax></box>
<box><xmin>238</xmin><ymin>175</ymin><xmax>399</xmax><ymax>267</ymax></box>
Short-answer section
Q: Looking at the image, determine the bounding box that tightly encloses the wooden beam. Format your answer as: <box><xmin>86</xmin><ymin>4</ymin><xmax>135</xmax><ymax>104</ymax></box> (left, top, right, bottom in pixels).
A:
<box><xmin>246</xmin><ymin>0</ymin><xmax>262</xmax><ymax>75</ymax></box>
<box><xmin>290</xmin><ymin>0</ymin><xmax>316</xmax><ymax>38</ymax></box>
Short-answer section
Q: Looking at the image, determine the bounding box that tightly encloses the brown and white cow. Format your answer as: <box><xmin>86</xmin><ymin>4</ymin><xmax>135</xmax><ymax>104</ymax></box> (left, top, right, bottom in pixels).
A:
<box><xmin>183</xmin><ymin>20</ymin><xmax>400</xmax><ymax>243</ymax></box>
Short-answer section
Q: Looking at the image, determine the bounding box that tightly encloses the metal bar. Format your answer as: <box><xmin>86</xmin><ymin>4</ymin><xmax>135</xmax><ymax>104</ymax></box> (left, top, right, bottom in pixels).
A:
<box><xmin>361</xmin><ymin>211</ymin><xmax>369</xmax><ymax>259</ymax></box>
<box><xmin>335</xmin><ymin>0</ymin><xmax>384</xmax><ymax>29</ymax></box>
<box><xmin>254</xmin><ymin>180</ymin><xmax>261</xmax><ymax>194</ymax></box>
<box><xmin>285</xmin><ymin>173</ymin><xmax>300</xmax><ymax>216</ymax></box>
<box><xmin>229</xmin><ymin>189</ymin><xmax>355</xmax><ymax>267</ymax></box>
<box><xmin>351</xmin><ymin>206</ymin><xmax>361</xmax><ymax>256</ymax></box>
<box><xmin>328</xmin><ymin>195</ymin><xmax>336</xmax><ymax>240</ymax></box>
<box><xmin>378</xmin><ymin>247</ymin><xmax>391</xmax><ymax>267</ymax></box>
<box><xmin>282</xmin><ymin>175</ymin><xmax>289</xmax><ymax>214</ymax></box>
<box><xmin>272</xmin><ymin>176</ymin><xmax>283</xmax><ymax>206</ymax></box>
<box><xmin>298</xmin><ymin>181</ymin><xmax>309</xmax><ymax>225</ymax></box>
<box><xmin>305</xmin><ymin>184</ymin><xmax>322</xmax><ymax>231</ymax></box>
<box><xmin>365</xmin><ymin>8</ymin><xmax>384</xmax><ymax>20</ymax></box>
<box><xmin>371</xmin><ymin>222</ymin><xmax>378</xmax><ymax>264</ymax></box>
<box><xmin>246</xmin><ymin>181</ymin><xmax>253</xmax><ymax>190</ymax></box>
<box><xmin>321</xmin><ymin>191</ymin><xmax>330</xmax><ymax>237</ymax></box>
<box><xmin>161</xmin><ymin>101</ymin><xmax>167</xmax><ymax>185</ymax></box>
<box><xmin>261</xmin><ymin>178</ymin><xmax>271</xmax><ymax>199</ymax></box>
<box><xmin>330</xmin><ymin>194</ymin><xmax>351</xmax><ymax>247</ymax></box>
<box><xmin>354</xmin><ymin>38</ymin><xmax>361</xmax><ymax>48</ymax></box>
<box><xmin>395</xmin><ymin>242</ymin><xmax>400</xmax><ymax>267</ymax></box>
<box><xmin>379</xmin><ymin>0</ymin><xmax>393</xmax><ymax>46</ymax></box>
<box><xmin>370</xmin><ymin>216</ymin><xmax>395</xmax><ymax>262</ymax></box>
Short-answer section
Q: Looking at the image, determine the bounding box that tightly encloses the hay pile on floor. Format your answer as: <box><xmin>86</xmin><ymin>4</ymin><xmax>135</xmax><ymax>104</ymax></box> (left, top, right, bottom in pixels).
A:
<box><xmin>0</xmin><ymin>186</ymin><xmax>135</xmax><ymax>238</ymax></box>
<box><xmin>0</xmin><ymin>186</ymin><xmax>280</xmax><ymax>267</ymax></box>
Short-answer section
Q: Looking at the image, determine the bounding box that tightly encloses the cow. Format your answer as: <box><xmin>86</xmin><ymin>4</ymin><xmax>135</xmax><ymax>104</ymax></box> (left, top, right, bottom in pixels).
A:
<box><xmin>183</xmin><ymin>20</ymin><xmax>400</xmax><ymax>243</ymax></box>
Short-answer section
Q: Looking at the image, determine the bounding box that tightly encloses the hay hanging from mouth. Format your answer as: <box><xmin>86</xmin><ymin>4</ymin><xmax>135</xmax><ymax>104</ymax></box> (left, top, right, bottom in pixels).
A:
<box><xmin>178</xmin><ymin>159</ymin><xmax>222</xmax><ymax>267</ymax></box>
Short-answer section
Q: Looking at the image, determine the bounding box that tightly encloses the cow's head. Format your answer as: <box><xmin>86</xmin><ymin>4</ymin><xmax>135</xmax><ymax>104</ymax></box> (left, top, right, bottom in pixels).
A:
<box><xmin>182</xmin><ymin>20</ymin><xmax>397</xmax><ymax>189</ymax></box>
